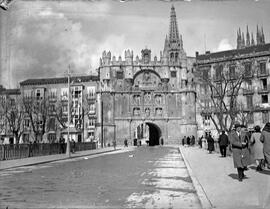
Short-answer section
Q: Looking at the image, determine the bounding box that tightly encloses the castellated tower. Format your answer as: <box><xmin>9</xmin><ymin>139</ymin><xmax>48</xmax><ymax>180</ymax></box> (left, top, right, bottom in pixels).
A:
<box><xmin>97</xmin><ymin>5</ymin><xmax>196</xmax><ymax>146</ymax></box>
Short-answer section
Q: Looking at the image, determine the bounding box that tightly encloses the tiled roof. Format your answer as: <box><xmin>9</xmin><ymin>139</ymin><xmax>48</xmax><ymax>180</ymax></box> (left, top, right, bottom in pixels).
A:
<box><xmin>20</xmin><ymin>75</ymin><xmax>99</xmax><ymax>86</ymax></box>
<box><xmin>197</xmin><ymin>43</ymin><xmax>270</xmax><ymax>61</ymax></box>
<box><xmin>0</xmin><ymin>88</ymin><xmax>20</xmax><ymax>95</ymax></box>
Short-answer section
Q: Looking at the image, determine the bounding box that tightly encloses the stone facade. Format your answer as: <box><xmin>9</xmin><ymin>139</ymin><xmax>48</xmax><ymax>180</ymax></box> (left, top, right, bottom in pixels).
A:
<box><xmin>97</xmin><ymin>6</ymin><xmax>196</xmax><ymax>145</ymax></box>
<box><xmin>195</xmin><ymin>41</ymin><xmax>270</xmax><ymax>139</ymax></box>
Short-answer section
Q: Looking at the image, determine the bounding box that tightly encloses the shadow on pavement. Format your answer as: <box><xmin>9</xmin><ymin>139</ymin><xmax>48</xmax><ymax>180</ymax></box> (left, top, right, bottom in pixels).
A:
<box><xmin>249</xmin><ymin>165</ymin><xmax>270</xmax><ymax>176</ymax></box>
<box><xmin>228</xmin><ymin>173</ymin><xmax>239</xmax><ymax>180</ymax></box>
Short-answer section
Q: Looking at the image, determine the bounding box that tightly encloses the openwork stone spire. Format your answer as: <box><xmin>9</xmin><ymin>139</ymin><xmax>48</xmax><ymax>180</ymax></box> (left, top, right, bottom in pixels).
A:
<box><xmin>169</xmin><ymin>5</ymin><xmax>180</xmax><ymax>43</ymax></box>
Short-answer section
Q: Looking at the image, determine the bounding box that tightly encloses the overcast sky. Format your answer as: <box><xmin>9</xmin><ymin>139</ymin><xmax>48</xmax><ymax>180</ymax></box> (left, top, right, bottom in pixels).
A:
<box><xmin>0</xmin><ymin>0</ymin><xmax>269</xmax><ymax>88</ymax></box>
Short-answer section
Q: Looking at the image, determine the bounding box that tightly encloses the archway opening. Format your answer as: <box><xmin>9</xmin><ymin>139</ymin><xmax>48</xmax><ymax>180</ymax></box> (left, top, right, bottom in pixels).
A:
<box><xmin>135</xmin><ymin>122</ymin><xmax>161</xmax><ymax>146</ymax></box>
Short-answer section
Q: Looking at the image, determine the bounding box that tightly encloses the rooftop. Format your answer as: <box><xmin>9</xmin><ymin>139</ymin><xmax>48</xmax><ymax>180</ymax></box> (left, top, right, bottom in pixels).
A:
<box><xmin>20</xmin><ymin>75</ymin><xmax>99</xmax><ymax>86</ymax></box>
<box><xmin>196</xmin><ymin>43</ymin><xmax>270</xmax><ymax>61</ymax></box>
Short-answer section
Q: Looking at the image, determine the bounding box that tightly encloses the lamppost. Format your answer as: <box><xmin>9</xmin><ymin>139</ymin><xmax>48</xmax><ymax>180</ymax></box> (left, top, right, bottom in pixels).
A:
<box><xmin>66</xmin><ymin>66</ymin><xmax>71</xmax><ymax>157</ymax></box>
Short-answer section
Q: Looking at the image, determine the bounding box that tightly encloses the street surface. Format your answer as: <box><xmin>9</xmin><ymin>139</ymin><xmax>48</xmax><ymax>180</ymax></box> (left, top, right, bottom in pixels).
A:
<box><xmin>0</xmin><ymin>146</ymin><xmax>202</xmax><ymax>209</ymax></box>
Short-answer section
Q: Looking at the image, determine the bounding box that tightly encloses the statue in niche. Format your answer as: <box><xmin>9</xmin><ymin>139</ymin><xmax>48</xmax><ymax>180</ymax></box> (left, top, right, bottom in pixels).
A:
<box><xmin>143</xmin><ymin>71</ymin><xmax>151</xmax><ymax>83</ymax></box>
<box><xmin>155</xmin><ymin>95</ymin><xmax>162</xmax><ymax>105</ymax></box>
<box><xmin>156</xmin><ymin>108</ymin><xmax>162</xmax><ymax>116</ymax></box>
<box><xmin>133</xmin><ymin>108</ymin><xmax>140</xmax><ymax>116</ymax></box>
<box><xmin>133</xmin><ymin>95</ymin><xmax>140</xmax><ymax>105</ymax></box>
<box><xmin>144</xmin><ymin>93</ymin><xmax>151</xmax><ymax>104</ymax></box>
<box><xmin>145</xmin><ymin>108</ymin><xmax>150</xmax><ymax>117</ymax></box>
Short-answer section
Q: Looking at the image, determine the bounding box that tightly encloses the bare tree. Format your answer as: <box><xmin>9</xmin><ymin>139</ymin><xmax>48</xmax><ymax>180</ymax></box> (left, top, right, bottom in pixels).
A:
<box><xmin>23</xmin><ymin>95</ymin><xmax>50</xmax><ymax>142</ymax></box>
<box><xmin>0</xmin><ymin>94</ymin><xmax>24</xmax><ymax>144</ymax></box>
<box><xmin>198</xmin><ymin>61</ymin><xmax>253</xmax><ymax>133</ymax></box>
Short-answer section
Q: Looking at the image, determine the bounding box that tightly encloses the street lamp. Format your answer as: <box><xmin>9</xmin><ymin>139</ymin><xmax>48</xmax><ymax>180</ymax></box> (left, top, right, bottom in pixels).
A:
<box><xmin>66</xmin><ymin>66</ymin><xmax>71</xmax><ymax>157</ymax></box>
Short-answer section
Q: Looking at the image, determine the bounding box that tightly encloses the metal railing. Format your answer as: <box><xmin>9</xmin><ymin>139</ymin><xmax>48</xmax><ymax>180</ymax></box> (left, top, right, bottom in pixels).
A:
<box><xmin>0</xmin><ymin>142</ymin><xmax>96</xmax><ymax>161</ymax></box>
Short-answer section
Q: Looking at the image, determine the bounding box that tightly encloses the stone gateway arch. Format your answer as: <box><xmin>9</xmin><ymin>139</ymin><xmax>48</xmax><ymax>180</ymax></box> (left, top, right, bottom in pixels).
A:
<box><xmin>97</xmin><ymin>6</ymin><xmax>197</xmax><ymax>146</ymax></box>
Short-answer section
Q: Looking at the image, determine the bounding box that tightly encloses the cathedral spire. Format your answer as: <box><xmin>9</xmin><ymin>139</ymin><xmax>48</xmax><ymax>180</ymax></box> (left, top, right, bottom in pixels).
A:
<box><xmin>237</xmin><ymin>28</ymin><xmax>241</xmax><ymax>49</ymax></box>
<box><xmin>169</xmin><ymin>5</ymin><xmax>180</xmax><ymax>43</ymax></box>
<box><xmin>246</xmin><ymin>25</ymin><xmax>250</xmax><ymax>46</ymax></box>
<box><xmin>261</xmin><ymin>26</ymin><xmax>265</xmax><ymax>44</ymax></box>
<box><xmin>251</xmin><ymin>32</ymin><xmax>255</xmax><ymax>46</ymax></box>
<box><xmin>241</xmin><ymin>32</ymin><xmax>245</xmax><ymax>48</ymax></box>
<box><xmin>256</xmin><ymin>25</ymin><xmax>261</xmax><ymax>45</ymax></box>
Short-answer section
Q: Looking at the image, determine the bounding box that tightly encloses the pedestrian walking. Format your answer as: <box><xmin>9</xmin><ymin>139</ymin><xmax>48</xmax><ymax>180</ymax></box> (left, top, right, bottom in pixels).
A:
<box><xmin>191</xmin><ymin>135</ymin><xmax>195</xmax><ymax>146</ymax></box>
<box><xmin>218</xmin><ymin>131</ymin><xmax>229</xmax><ymax>157</ymax></box>
<box><xmin>71</xmin><ymin>139</ymin><xmax>76</xmax><ymax>154</ymax></box>
<box><xmin>229</xmin><ymin>122</ymin><xmax>250</xmax><ymax>182</ymax></box>
<box><xmin>250</xmin><ymin>125</ymin><xmax>264</xmax><ymax>171</ymax></box>
<box><xmin>260</xmin><ymin>122</ymin><xmax>270</xmax><ymax>170</ymax></box>
<box><xmin>113</xmin><ymin>139</ymin><xmax>116</xmax><ymax>150</ymax></box>
<box><xmin>198</xmin><ymin>135</ymin><xmax>203</xmax><ymax>148</ymax></box>
<box><xmin>187</xmin><ymin>136</ymin><xmax>191</xmax><ymax>146</ymax></box>
<box><xmin>207</xmin><ymin>133</ymin><xmax>215</xmax><ymax>153</ymax></box>
<box><xmin>124</xmin><ymin>139</ymin><xmax>128</xmax><ymax>147</ymax></box>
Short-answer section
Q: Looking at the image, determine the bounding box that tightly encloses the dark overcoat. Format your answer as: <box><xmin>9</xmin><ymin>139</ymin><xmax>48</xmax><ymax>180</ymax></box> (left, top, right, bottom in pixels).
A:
<box><xmin>229</xmin><ymin>130</ymin><xmax>250</xmax><ymax>168</ymax></box>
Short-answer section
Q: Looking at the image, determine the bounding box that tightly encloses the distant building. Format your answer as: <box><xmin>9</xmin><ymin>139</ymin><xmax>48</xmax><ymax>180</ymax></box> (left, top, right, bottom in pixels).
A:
<box><xmin>19</xmin><ymin>75</ymin><xmax>99</xmax><ymax>143</ymax></box>
<box><xmin>196</xmin><ymin>34</ymin><xmax>270</xmax><ymax>138</ymax></box>
<box><xmin>0</xmin><ymin>86</ymin><xmax>21</xmax><ymax>144</ymax></box>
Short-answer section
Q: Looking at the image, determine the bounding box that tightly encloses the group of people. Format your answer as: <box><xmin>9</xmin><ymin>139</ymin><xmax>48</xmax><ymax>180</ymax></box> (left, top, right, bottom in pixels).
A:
<box><xmin>182</xmin><ymin>135</ymin><xmax>196</xmax><ymax>146</ymax></box>
<box><xmin>230</xmin><ymin>122</ymin><xmax>270</xmax><ymax>181</ymax></box>
<box><xmin>198</xmin><ymin>122</ymin><xmax>270</xmax><ymax>182</ymax></box>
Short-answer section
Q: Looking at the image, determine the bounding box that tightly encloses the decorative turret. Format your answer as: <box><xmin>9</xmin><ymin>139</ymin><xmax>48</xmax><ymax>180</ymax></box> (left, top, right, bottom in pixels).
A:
<box><xmin>241</xmin><ymin>32</ymin><xmax>245</xmax><ymax>48</ymax></box>
<box><xmin>257</xmin><ymin>25</ymin><xmax>261</xmax><ymax>45</ymax></box>
<box><xmin>261</xmin><ymin>27</ymin><xmax>265</xmax><ymax>44</ymax></box>
<box><xmin>125</xmin><ymin>49</ymin><xmax>133</xmax><ymax>64</ymax></box>
<box><xmin>246</xmin><ymin>25</ymin><xmax>250</xmax><ymax>47</ymax></box>
<box><xmin>102</xmin><ymin>51</ymin><xmax>111</xmax><ymax>65</ymax></box>
<box><xmin>251</xmin><ymin>32</ymin><xmax>255</xmax><ymax>46</ymax></box>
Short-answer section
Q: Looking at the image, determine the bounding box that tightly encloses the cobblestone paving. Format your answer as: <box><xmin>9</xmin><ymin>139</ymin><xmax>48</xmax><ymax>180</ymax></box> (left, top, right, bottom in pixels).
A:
<box><xmin>0</xmin><ymin>146</ymin><xmax>201</xmax><ymax>209</ymax></box>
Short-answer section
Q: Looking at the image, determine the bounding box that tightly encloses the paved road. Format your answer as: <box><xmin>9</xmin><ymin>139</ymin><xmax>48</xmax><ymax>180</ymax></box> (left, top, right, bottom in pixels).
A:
<box><xmin>0</xmin><ymin>146</ymin><xmax>202</xmax><ymax>209</ymax></box>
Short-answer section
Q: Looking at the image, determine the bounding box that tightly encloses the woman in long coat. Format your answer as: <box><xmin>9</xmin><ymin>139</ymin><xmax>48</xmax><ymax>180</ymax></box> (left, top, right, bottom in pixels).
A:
<box><xmin>207</xmin><ymin>133</ymin><xmax>215</xmax><ymax>153</ymax></box>
<box><xmin>260</xmin><ymin>122</ymin><xmax>270</xmax><ymax>169</ymax></box>
<box><xmin>229</xmin><ymin>124</ymin><xmax>250</xmax><ymax>181</ymax></box>
<box><xmin>250</xmin><ymin>126</ymin><xmax>264</xmax><ymax>171</ymax></box>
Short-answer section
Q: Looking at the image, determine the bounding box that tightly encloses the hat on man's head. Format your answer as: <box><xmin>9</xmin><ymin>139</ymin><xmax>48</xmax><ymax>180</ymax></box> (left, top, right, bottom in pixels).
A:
<box><xmin>234</xmin><ymin>121</ymin><xmax>241</xmax><ymax>129</ymax></box>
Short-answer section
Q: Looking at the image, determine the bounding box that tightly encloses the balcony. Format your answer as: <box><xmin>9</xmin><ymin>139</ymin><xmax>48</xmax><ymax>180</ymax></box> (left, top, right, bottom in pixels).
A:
<box><xmin>257</xmin><ymin>70</ymin><xmax>269</xmax><ymax>78</ymax></box>
<box><xmin>48</xmin><ymin>96</ymin><xmax>57</xmax><ymax>102</ymax></box>
<box><xmin>87</xmin><ymin>95</ymin><xmax>96</xmax><ymax>101</ymax></box>
<box><xmin>257</xmin><ymin>85</ymin><xmax>270</xmax><ymax>94</ymax></box>
<box><xmin>242</xmin><ymin>87</ymin><xmax>254</xmax><ymax>95</ymax></box>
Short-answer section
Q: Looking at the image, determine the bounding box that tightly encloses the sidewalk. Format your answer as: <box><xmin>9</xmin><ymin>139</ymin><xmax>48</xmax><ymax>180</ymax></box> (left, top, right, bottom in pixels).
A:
<box><xmin>0</xmin><ymin>147</ymin><xmax>121</xmax><ymax>170</ymax></box>
<box><xmin>180</xmin><ymin>146</ymin><xmax>270</xmax><ymax>209</ymax></box>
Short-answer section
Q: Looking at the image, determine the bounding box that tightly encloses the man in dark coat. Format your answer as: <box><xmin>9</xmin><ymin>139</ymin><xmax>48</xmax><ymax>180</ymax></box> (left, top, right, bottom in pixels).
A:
<box><xmin>218</xmin><ymin>131</ymin><xmax>229</xmax><ymax>157</ymax></box>
<box><xmin>207</xmin><ymin>133</ymin><xmax>215</xmax><ymax>153</ymax></box>
<box><xmin>229</xmin><ymin>123</ymin><xmax>250</xmax><ymax>182</ymax></box>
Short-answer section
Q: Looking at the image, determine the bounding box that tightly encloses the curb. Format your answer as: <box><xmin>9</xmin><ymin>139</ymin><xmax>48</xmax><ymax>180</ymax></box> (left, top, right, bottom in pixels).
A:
<box><xmin>0</xmin><ymin>148</ymin><xmax>121</xmax><ymax>171</ymax></box>
<box><xmin>179</xmin><ymin>146</ymin><xmax>214</xmax><ymax>209</ymax></box>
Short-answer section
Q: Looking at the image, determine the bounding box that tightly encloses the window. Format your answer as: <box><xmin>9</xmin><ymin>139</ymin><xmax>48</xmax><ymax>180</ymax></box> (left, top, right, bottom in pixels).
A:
<box><xmin>87</xmin><ymin>87</ymin><xmax>96</xmax><ymax>99</ymax></box>
<box><xmin>36</xmin><ymin>89</ymin><xmax>43</xmax><ymax>100</ymax></box>
<box><xmin>72</xmin><ymin>86</ymin><xmax>82</xmax><ymax>99</ymax></box>
<box><xmin>24</xmin><ymin>90</ymin><xmax>32</xmax><ymax>98</ymax></box>
<box><xmin>246</xmin><ymin>95</ymin><xmax>253</xmax><ymax>109</ymax></box>
<box><xmin>62</xmin><ymin>104</ymin><xmax>68</xmax><ymax>113</ymax></box>
<box><xmin>262</xmin><ymin>111</ymin><xmax>269</xmax><ymax>123</ymax></box>
<box><xmin>261</xmin><ymin>79</ymin><xmax>267</xmax><ymax>90</ymax></box>
<box><xmin>259</xmin><ymin>62</ymin><xmax>266</xmax><ymax>75</ymax></box>
<box><xmin>24</xmin><ymin>119</ymin><xmax>30</xmax><ymax>128</ymax></box>
<box><xmin>171</xmin><ymin>71</ymin><xmax>177</xmax><ymax>78</ymax></box>
<box><xmin>229</xmin><ymin>66</ymin><xmax>236</xmax><ymax>79</ymax></box>
<box><xmin>89</xmin><ymin>104</ymin><xmax>95</xmax><ymax>114</ymax></box>
<box><xmin>48</xmin><ymin>118</ymin><xmax>55</xmax><ymax>131</ymax></box>
<box><xmin>262</xmin><ymin>95</ymin><xmax>268</xmax><ymax>104</ymax></box>
<box><xmin>49</xmin><ymin>89</ymin><xmax>57</xmax><ymax>99</ymax></box>
<box><xmin>49</xmin><ymin>104</ymin><xmax>55</xmax><ymax>113</ymax></box>
<box><xmin>88</xmin><ymin>119</ymin><xmax>95</xmax><ymax>127</ymax></box>
<box><xmin>215</xmin><ymin>65</ymin><xmax>223</xmax><ymax>80</ymax></box>
<box><xmin>247</xmin><ymin>112</ymin><xmax>254</xmax><ymax>124</ymax></box>
<box><xmin>61</xmin><ymin>88</ymin><xmax>68</xmax><ymax>100</ymax></box>
<box><xmin>244</xmin><ymin>63</ymin><xmax>252</xmax><ymax>77</ymax></box>
<box><xmin>116</xmin><ymin>71</ymin><xmax>124</xmax><ymax>79</ymax></box>
<box><xmin>202</xmin><ymin>70</ymin><xmax>208</xmax><ymax>80</ymax></box>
